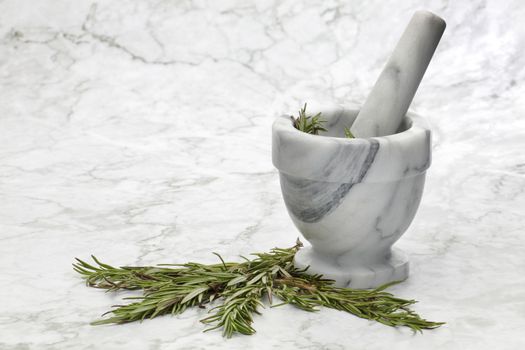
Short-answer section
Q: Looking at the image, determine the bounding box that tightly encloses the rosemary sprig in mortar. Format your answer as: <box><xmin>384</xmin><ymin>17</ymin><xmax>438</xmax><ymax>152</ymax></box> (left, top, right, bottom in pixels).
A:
<box><xmin>291</xmin><ymin>103</ymin><xmax>327</xmax><ymax>135</ymax></box>
<box><xmin>291</xmin><ymin>103</ymin><xmax>354</xmax><ymax>138</ymax></box>
<box><xmin>73</xmin><ymin>240</ymin><xmax>443</xmax><ymax>337</ymax></box>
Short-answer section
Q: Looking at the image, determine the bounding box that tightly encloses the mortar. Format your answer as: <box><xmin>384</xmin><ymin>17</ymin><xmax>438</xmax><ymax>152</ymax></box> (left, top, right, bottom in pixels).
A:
<box><xmin>272</xmin><ymin>105</ymin><xmax>431</xmax><ymax>289</ymax></box>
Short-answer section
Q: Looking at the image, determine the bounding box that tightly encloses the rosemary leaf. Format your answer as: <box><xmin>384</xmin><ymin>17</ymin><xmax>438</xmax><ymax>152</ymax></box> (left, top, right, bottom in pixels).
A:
<box><xmin>344</xmin><ymin>126</ymin><xmax>355</xmax><ymax>138</ymax></box>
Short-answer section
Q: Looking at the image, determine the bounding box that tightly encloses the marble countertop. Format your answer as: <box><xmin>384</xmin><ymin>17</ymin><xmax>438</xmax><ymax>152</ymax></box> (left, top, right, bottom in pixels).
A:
<box><xmin>1</xmin><ymin>0</ymin><xmax>524</xmax><ymax>349</ymax></box>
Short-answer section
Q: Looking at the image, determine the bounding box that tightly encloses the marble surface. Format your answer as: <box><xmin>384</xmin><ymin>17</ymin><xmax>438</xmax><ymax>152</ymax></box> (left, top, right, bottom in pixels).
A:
<box><xmin>1</xmin><ymin>0</ymin><xmax>524</xmax><ymax>349</ymax></box>
<box><xmin>273</xmin><ymin>109</ymin><xmax>430</xmax><ymax>288</ymax></box>
<box><xmin>350</xmin><ymin>11</ymin><xmax>446</xmax><ymax>137</ymax></box>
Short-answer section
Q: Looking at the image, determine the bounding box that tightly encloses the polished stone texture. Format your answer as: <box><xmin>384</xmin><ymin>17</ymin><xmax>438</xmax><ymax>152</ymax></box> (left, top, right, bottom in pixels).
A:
<box><xmin>350</xmin><ymin>11</ymin><xmax>446</xmax><ymax>138</ymax></box>
<box><xmin>273</xmin><ymin>108</ymin><xmax>430</xmax><ymax>288</ymax></box>
<box><xmin>1</xmin><ymin>1</ymin><xmax>525</xmax><ymax>349</ymax></box>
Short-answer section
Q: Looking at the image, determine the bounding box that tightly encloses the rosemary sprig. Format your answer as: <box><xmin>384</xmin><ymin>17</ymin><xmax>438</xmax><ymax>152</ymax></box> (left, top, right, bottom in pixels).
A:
<box><xmin>344</xmin><ymin>126</ymin><xmax>355</xmax><ymax>138</ymax></box>
<box><xmin>291</xmin><ymin>103</ymin><xmax>354</xmax><ymax>138</ymax></box>
<box><xmin>73</xmin><ymin>241</ymin><xmax>443</xmax><ymax>337</ymax></box>
<box><xmin>291</xmin><ymin>103</ymin><xmax>327</xmax><ymax>135</ymax></box>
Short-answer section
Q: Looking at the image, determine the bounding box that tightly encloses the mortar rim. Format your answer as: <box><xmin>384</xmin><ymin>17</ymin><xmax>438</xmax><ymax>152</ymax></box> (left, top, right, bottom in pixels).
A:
<box><xmin>273</xmin><ymin>108</ymin><xmax>430</xmax><ymax>145</ymax></box>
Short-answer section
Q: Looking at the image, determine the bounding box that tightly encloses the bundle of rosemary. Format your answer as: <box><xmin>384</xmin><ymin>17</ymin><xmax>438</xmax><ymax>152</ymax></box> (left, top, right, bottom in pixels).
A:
<box><xmin>74</xmin><ymin>240</ymin><xmax>443</xmax><ymax>337</ymax></box>
<box><xmin>292</xmin><ymin>103</ymin><xmax>354</xmax><ymax>138</ymax></box>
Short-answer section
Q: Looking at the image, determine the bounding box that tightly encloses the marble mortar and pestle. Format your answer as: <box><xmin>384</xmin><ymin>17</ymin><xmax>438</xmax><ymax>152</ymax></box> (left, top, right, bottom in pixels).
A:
<box><xmin>272</xmin><ymin>11</ymin><xmax>446</xmax><ymax>289</ymax></box>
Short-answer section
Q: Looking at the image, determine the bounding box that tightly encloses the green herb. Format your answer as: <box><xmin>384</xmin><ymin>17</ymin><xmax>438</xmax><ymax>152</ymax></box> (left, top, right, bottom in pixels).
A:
<box><xmin>73</xmin><ymin>240</ymin><xmax>444</xmax><ymax>337</ymax></box>
<box><xmin>291</xmin><ymin>103</ymin><xmax>327</xmax><ymax>135</ymax></box>
<box><xmin>292</xmin><ymin>103</ymin><xmax>354</xmax><ymax>139</ymax></box>
<box><xmin>344</xmin><ymin>126</ymin><xmax>355</xmax><ymax>138</ymax></box>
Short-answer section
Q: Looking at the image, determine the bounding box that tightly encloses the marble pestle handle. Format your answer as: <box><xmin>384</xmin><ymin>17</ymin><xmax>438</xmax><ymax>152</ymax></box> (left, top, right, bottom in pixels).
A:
<box><xmin>350</xmin><ymin>11</ymin><xmax>446</xmax><ymax>138</ymax></box>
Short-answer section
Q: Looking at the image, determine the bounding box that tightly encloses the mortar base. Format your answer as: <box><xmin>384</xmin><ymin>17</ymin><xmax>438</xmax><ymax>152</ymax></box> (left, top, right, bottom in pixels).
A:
<box><xmin>293</xmin><ymin>247</ymin><xmax>409</xmax><ymax>289</ymax></box>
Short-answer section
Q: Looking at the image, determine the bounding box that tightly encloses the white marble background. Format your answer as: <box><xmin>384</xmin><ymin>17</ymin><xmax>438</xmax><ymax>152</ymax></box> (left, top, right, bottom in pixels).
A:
<box><xmin>1</xmin><ymin>0</ymin><xmax>524</xmax><ymax>349</ymax></box>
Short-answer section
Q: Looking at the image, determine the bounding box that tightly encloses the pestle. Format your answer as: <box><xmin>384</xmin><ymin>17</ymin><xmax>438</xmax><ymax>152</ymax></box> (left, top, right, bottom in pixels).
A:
<box><xmin>350</xmin><ymin>11</ymin><xmax>446</xmax><ymax>138</ymax></box>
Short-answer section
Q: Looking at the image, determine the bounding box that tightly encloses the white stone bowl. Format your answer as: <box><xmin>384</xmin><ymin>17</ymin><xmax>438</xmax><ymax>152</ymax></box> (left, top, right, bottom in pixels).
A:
<box><xmin>272</xmin><ymin>106</ymin><xmax>431</xmax><ymax>289</ymax></box>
